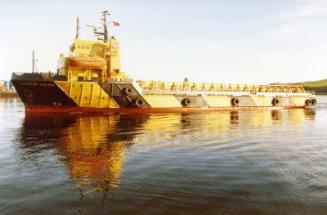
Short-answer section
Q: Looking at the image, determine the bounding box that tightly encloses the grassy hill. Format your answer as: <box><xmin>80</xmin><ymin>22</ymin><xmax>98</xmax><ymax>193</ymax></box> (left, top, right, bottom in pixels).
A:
<box><xmin>272</xmin><ymin>79</ymin><xmax>327</xmax><ymax>95</ymax></box>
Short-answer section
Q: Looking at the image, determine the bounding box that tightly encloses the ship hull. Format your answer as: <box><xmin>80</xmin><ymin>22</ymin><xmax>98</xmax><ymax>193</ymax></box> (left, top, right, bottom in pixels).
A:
<box><xmin>11</xmin><ymin>78</ymin><xmax>76</xmax><ymax>107</ymax></box>
<box><xmin>23</xmin><ymin>105</ymin><xmax>305</xmax><ymax>115</ymax></box>
<box><xmin>11</xmin><ymin>74</ymin><xmax>315</xmax><ymax>114</ymax></box>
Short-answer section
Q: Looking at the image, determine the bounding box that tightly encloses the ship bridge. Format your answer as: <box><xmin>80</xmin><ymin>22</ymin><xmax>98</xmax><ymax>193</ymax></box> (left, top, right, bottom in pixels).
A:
<box><xmin>57</xmin><ymin>12</ymin><xmax>126</xmax><ymax>83</ymax></box>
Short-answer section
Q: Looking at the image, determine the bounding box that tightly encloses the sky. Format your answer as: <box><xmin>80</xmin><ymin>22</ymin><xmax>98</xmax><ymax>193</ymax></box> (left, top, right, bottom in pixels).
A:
<box><xmin>0</xmin><ymin>0</ymin><xmax>326</xmax><ymax>84</ymax></box>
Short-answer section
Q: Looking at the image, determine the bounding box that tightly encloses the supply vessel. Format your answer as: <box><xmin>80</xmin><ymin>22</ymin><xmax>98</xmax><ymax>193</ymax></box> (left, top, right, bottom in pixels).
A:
<box><xmin>12</xmin><ymin>11</ymin><xmax>317</xmax><ymax>114</ymax></box>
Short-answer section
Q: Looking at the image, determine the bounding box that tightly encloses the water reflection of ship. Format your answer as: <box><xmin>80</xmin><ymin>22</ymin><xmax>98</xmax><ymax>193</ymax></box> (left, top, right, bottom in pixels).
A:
<box><xmin>139</xmin><ymin>109</ymin><xmax>316</xmax><ymax>144</ymax></box>
<box><xmin>20</xmin><ymin>114</ymin><xmax>148</xmax><ymax>198</ymax></box>
<box><xmin>18</xmin><ymin>109</ymin><xmax>315</xmax><ymax>198</ymax></box>
<box><xmin>62</xmin><ymin>115</ymin><xmax>148</xmax><ymax>197</ymax></box>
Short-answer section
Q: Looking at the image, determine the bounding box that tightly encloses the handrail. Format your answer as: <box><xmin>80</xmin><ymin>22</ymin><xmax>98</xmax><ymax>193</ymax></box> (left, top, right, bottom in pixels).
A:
<box><xmin>136</xmin><ymin>80</ymin><xmax>306</xmax><ymax>94</ymax></box>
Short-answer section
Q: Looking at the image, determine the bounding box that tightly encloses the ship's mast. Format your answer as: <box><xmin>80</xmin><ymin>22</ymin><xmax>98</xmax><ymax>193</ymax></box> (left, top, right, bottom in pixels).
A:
<box><xmin>88</xmin><ymin>10</ymin><xmax>110</xmax><ymax>42</ymax></box>
<box><xmin>75</xmin><ymin>16</ymin><xmax>80</xmax><ymax>39</ymax></box>
<box><xmin>32</xmin><ymin>50</ymin><xmax>35</xmax><ymax>73</ymax></box>
<box><xmin>102</xmin><ymin>10</ymin><xmax>109</xmax><ymax>41</ymax></box>
<box><xmin>32</xmin><ymin>50</ymin><xmax>38</xmax><ymax>73</ymax></box>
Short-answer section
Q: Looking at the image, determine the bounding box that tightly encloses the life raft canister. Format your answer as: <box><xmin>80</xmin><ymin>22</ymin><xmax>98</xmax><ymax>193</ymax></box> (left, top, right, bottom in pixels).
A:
<box><xmin>70</xmin><ymin>56</ymin><xmax>106</xmax><ymax>69</ymax></box>
<box><xmin>272</xmin><ymin>98</ymin><xmax>280</xmax><ymax>106</ymax></box>
<box><xmin>231</xmin><ymin>97</ymin><xmax>240</xmax><ymax>106</ymax></box>
<box><xmin>181</xmin><ymin>98</ymin><xmax>191</xmax><ymax>107</ymax></box>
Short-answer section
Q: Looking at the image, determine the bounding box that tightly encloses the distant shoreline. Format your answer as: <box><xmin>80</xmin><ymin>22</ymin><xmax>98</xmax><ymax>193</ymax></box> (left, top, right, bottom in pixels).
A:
<box><xmin>271</xmin><ymin>79</ymin><xmax>327</xmax><ymax>95</ymax></box>
<box><xmin>0</xmin><ymin>90</ymin><xmax>17</xmax><ymax>98</ymax></box>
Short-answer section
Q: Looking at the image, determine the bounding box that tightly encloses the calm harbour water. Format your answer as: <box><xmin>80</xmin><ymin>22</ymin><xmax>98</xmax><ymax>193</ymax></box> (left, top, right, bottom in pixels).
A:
<box><xmin>1</xmin><ymin>96</ymin><xmax>327</xmax><ymax>215</ymax></box>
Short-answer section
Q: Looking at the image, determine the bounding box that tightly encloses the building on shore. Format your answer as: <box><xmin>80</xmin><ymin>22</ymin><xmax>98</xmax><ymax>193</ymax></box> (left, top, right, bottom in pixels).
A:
<box><xmin>1</xmin><ymin>80</ymin><xmax>14</xmax><ymax>90</ymax></box>
<box><xmin>0</xmin><ymin>80</ymin><xmax>17</xmax><ymax>97</ymax></box>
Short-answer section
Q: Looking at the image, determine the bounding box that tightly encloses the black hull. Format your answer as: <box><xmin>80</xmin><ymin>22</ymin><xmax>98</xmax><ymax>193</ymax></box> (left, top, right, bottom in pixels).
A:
<box><xmin>12</xmin><ymin>79</ymin><xmax>77</xmax><ymax>107</ymax></box>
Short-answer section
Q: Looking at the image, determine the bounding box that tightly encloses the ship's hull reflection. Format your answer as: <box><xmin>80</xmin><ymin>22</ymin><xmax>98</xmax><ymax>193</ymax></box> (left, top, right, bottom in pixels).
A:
<box><xmin>19</xmin><ymin>109</ymin><xmax>315</xmax><ymax>198</ymax></box>
<box><xmin>21</xmin><ymin>114</ymin><xmax>148</xmax><ymax>197</ymax></box>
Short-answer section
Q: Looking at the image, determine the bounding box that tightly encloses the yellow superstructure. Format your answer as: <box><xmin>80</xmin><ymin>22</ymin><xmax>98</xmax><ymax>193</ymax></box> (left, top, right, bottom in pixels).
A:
<box><xmin>58</xmin><ymin>37</ymin><xmax>127</xmax><ymax>83</ymax></box>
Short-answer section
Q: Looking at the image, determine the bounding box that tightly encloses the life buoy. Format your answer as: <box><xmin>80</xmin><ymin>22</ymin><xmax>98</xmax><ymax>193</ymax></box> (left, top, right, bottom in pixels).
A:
<box><xmin>305</xmin><ymin>99</ymin><xmax>312</xmax><ymax>106</ymax></box>
<box><xmin>182</xmin><ymin>98</ymin><xmax>191</xmax><ymax>107</ymax></box>
<box><xmin>134</xmin><ymin>99</ymin><xmax>144</xmax><ymax>107</ymax></box>
<box><xmin>231</xmin><ymin>98</ymin><xmax>240</xmax><ymax>106</ymax></box>
<box><xmin>272</xmin><ymin>98</ymin><xmax>279</xmax><ymax>106</ymax></box>
<box><xmin>124</xmin><ymin>87</ymin><xmax>133</xmax><ymax>95</ymax></box>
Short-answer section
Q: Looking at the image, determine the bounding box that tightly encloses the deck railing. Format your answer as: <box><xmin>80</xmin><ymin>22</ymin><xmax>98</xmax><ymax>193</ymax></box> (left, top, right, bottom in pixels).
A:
<box><xmin>136</xmin><ymin>80</ymin><xmax>306</xmax><ymax>94</ymax></box>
